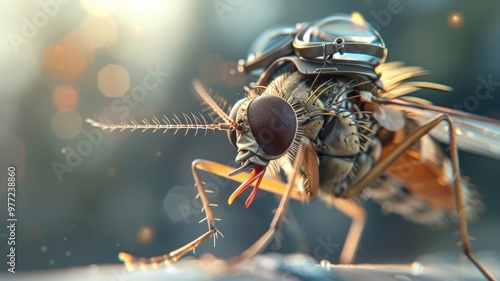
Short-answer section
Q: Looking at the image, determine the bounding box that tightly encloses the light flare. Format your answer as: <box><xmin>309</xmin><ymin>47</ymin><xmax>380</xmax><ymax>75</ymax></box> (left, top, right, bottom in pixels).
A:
<box><xmin>351</xmin><ymin>11</ymin><xmax>366</xmax><ymax>27</ymax></box>
<box><xmin>448</xmin><ymin>11</ymin><xmax>463</xmax><ymax>28</ymax></box>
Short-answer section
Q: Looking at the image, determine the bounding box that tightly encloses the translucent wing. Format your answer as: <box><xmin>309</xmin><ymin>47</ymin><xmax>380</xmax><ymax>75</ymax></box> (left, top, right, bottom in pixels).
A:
<box><xmin>379</xmin><ymin>98</ymin><xmax>500</xmax><ymax>160</ymax></box>
<box><xmin>374</xmin><ymin>61</ymin><xmax>500</xmax><ymax>159</ymax></box>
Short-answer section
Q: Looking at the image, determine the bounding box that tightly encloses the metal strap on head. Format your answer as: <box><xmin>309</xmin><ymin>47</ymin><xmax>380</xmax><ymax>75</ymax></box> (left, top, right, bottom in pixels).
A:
<box><xmin>239</xmin><ymin>14</ymin><xmax>387</xmax><ymax>80</ymax></box>
<box><xmin>294</xmin><ymin>39</ymin><xmax>386</xmax><ymax>63</ymax></box>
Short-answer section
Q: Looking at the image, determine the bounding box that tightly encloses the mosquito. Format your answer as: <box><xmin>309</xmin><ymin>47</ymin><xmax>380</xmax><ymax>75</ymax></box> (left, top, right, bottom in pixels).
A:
<box><xmin>87</xmin><ymin>14</ymin><xmax>499</xmax><ymax>280</ymax></box>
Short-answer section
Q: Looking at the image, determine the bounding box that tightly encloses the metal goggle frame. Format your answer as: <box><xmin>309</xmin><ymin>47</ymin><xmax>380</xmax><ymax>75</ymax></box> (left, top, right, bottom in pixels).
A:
<box><xmin>238</xmin><ymin>14</ymin><xmax>387</xmax><ymax>82</ymax></box>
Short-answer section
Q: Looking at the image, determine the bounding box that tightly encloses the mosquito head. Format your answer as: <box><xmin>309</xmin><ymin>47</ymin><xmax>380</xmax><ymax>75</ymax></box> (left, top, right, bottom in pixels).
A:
<box><xmin>87</xmin><ymin>80</ymin><xmax>301</xmax><ymax>209</ymax></box>
<box><xmin>227</xmin><ymin>94</ymin><xmax>298</xmax><ymax>208</ymax></box>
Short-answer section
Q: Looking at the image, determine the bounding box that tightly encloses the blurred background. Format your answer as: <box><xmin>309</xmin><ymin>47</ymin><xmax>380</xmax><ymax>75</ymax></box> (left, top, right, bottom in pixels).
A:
<box><xmin>1</xmin><ymin>0</ymin><xmax>500</xmax><ymax>272</ymax></box>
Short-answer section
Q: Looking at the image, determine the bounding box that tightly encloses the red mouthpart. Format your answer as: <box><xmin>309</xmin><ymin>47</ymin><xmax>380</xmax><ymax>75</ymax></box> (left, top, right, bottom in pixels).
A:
<box><xmin>228</xmin><ymin>166</ymin><xmax>266</xmax><ymax>208</ymax></box>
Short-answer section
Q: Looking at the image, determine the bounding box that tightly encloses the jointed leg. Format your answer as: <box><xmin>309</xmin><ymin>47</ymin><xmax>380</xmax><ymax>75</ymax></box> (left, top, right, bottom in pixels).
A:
<box><xmin>199</xmin><ymin>138</ymin><xmax>365</xmax><ymax>264</ymax></box>
<box><xmin>118</xmin><ymin>230</ymin><xmax>214</xmax><ymax>270</ymax></box>
<box><xmin>192</xmin><ymin>160</ymin><xmax>306</xmax><ymax>200</ymax></box>
<box><xmin>119</xmin><ymin>138</ymin><xmax>317</xmax><ymax>270</ymax></box>
<box><xmin>118</xmin><ymin>159</ymin><xmax>224</xmax><ymax>270</ymax></box>
<box><xmin>339</xmin><ymin>114</ymin><xmax>495</xmax><ymax>280</ymax></box>
<box><xmin>322</xmin><ymin>198</ymin><xmax>366</xmax><ymax>264</ymax></box>
<box><xmin>236</xmin><ymin>137</ymin><xmax>314</xmax><ymax>260</ymax></box>
<box><xmin>446</xmin><ymin>118</ymin><xmax>495</xmax><ymax>281</ymax></box>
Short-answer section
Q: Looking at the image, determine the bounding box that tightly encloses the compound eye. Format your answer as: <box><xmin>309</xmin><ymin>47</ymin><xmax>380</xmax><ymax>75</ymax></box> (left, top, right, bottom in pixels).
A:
<box><xmin>247</xmin><ymin>95</ymin><xmax>297</xmax><ymax>157</ymax></box>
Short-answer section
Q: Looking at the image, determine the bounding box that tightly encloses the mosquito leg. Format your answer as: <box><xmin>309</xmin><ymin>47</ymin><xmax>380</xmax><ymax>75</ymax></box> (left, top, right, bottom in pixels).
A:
<box><xmin>322</xmin><ymin>197</ymin><xmax>366</xmax><ymax>264</ymax></box>
<box><xmin>119</xmin><ymin>139</ymin><xmax>321</xmax><ymax>269</ymax></box>
<box><xmin>194</xmin><ymin>139</ymin><xmax>322</xmax><ymax>262</ymax></box>
<box><xmin>199</xmin><ymin>137</ymin><xmax>365</xmax><ymax>265</ymax></box>
<box><xmin>339</xmin><ymin>114</ymin><xmax>495</xmax><ymax>280</ymax></box>
<box><xmin>192</xmin><ymin>160</ymin><xmax>306</xmax><ymax>200</ymax></box>
<box><xmin>118</xmin><ymin>229</ymin><xmax>214</xmax><ymax>270</ymax></box>
<box><xmin>118</xmin><ymin>147</ymin><xmax>315</xmax><ymax>270</ymax></box>
<box><xmin>445</xmin><ymin>118</ymin><xmax>496</xmax><ymax>281</ymax></box>
<box><xmin>237</xmin><ymin>137</ymin><xmax>316</xmax><ymax>260</ymax></box>
<box><xmin>119</xmin><ymin>159</ymin><xmax>223</xmax><ymax>270</ymax></box>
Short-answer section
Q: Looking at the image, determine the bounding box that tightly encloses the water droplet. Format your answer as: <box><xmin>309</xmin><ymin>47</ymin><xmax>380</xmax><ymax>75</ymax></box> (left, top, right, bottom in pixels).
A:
<box><xmin>63</xmin><ymin>237</ymin><xmax>68</xmax><ymax>241</ymax></box>
<box><xmin>319</xmin><ymin>260</ymin><xmax>331</xmax><ymax>270</ymax></box>
<box><xmin>49</xmin><ymin>260</ymin><xmax>55</xmax><ymax>266</ymax></box>
<box><xmin>155</xmin><ymin>151</ymin><xmax>162</xmax><ymax>157</ymax></box>
<box><xmin>115</xmin><ymin>243</ymin><xmax>120</xmax><ymax>247</ymax></box>
<box><xmin>66</xmin><ymin>251</ymin><xmax>72</xmax><ymax>256</ymax></box>
<box><xmin>41</xmin><ymin>245</ymin><xmax>48</xmax><ymax>252</ymax></box>
<box><xmin>72</xmin><ymin>223</ymin><xmax>76</xmax><ymax>227</ymax></box>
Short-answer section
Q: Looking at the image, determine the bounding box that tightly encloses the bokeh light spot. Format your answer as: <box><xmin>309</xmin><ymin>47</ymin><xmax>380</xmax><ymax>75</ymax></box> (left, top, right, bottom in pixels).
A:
<box><xmin>51</xmin><ymin>110</ymin><xmax>83</xmax><ymax>140</ymax></box>
<box><xmin>351</xmin><ymin>11</ymin><xmax>365</xmax><ymax>26</ymax></box>
<box><xmin>136</xmin><ymin>225</ymin><xmax>154</xmax><ymax>244</ymax></box>
<box><xmin>199</xmin><ymin>55</ymin><xmax>244</xmax><ymax>88</ymax></box>
<box><xmin>42</xmin><ymin>45</ymin><xmax>65</xmax><ymax>71</ymax></box>
<box><xmin>163</xmin><ymin>187</ymin><xmax>191</xmax><ymax>223</ymax></box>
<box><xmin>79</xmin><ymin>14</ymin><xmax>117</xmax><ymax>49</ymax></box>
<box><xmin>80</xmin><ymin>0</ymin><xmax>114</xmax><ymax>15</ymax></box>
<box><xmin>64</xmin><ymin>29</ymin><xmax>96</xmax><ymax>66</ymax></box>
<box><xmin>98</xmin><ymin>64</ymin><xmax>130</xmax><ymax>97</ymax></box>
<box><xmin>222</xmin><ymin>61</ymin><xmax>246</xmax><ymax>88</ymax></box>
<box><xmin>61</xmin><ymin>146</ymin><xmax>73</xmax><ymax>155</ymax></box>
<box><xmin>43</xmin><ymin>36</ymin><xmax>90</xmax><ymax>81</ymax></box>
<box><xmin>53</xmin><ymin>85</ymin><xmax>79</xmax><ymax>111</ymax></box>
<box><xmin>199</xmin><ymin>54</ymin><xmax>226</xmax><ymax>85</ymax></box>
<box><xmin>106</xmin><ymin>167</ymin><xmax>116</xmax><ymax>177</ymax></box>
<box><xmin>448</xmin><ymin>11</ymin><xmax>463</xmax><ymax>28</ymax></box>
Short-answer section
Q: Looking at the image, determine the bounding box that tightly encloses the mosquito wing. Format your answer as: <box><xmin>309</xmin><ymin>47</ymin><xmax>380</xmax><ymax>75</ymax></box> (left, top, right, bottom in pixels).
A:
<box><xmin>379</xmin><ymin>98</ymin><xmax>500</xmax><ymax>160</ymax></box>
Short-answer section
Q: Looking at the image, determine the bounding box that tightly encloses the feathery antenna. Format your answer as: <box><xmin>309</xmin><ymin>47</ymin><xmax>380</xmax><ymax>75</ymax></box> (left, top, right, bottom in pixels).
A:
<box><xmin>87</xmin><ymin>80</ymin><xmax>236</xmax><ymax>135</ymax></box>
<box><xmin>86</xmin><ymin>113</ymin><xmax>233</xmax><ymax>135</ymax></box>
<box><xmin>192</xmin><ymin>80</ymin><xmax>234</xmax><ymax>125</ymax></box>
